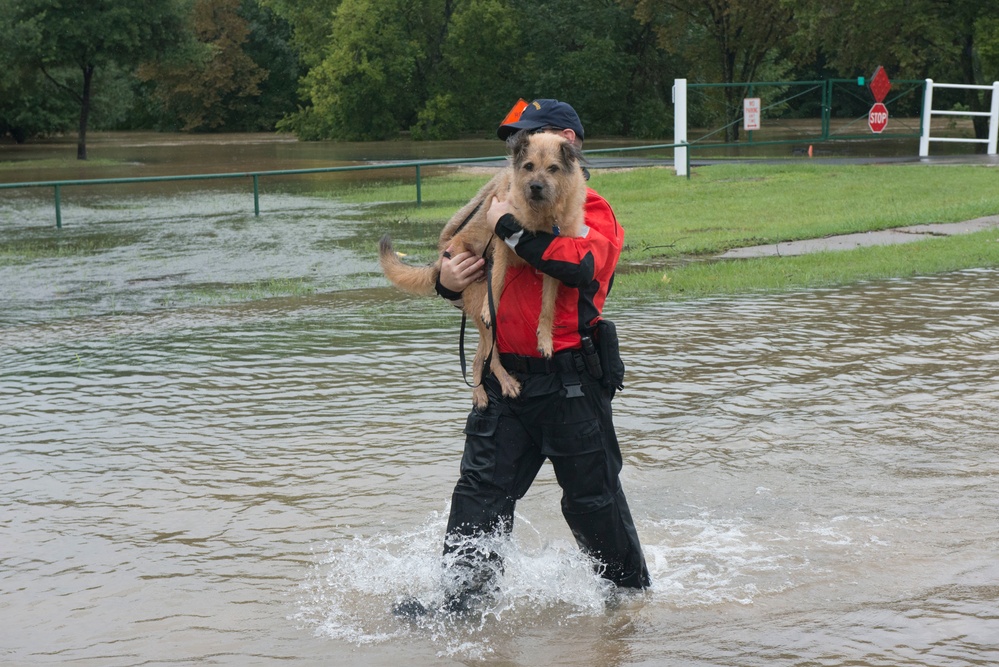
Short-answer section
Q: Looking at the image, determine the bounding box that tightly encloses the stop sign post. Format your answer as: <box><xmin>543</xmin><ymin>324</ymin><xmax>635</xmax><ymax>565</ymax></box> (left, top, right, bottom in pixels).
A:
<box><xmin>869</xmin><ymin>102</ymin><xmax>889</xmax><ymax>133</ymax></box>
<box><xmin>868</xmin><ymin>66</ymin><xmax>891</xmax><ymax>134</ymax></box>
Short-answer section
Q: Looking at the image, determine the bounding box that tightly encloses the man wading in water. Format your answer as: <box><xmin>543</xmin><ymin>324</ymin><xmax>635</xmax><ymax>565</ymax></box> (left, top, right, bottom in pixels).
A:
<box><xmin>397</xmin><ymin>99</ymin><xmax>650</xmax><ymax>617</ymax></box>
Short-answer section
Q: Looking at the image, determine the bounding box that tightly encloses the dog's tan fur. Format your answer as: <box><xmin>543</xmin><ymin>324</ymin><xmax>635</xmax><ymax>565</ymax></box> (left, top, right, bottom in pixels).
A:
<box><xmin>378</xmin><ymin>131</ymin><xmax>587</xmax><ymax>407</ymax></box>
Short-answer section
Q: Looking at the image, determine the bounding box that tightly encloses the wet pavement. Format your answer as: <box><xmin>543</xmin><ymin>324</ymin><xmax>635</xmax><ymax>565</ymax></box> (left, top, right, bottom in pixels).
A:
<box><xmin>718</xmin><ymin>214</ymin><xmax>999</xmax><ymax>258</ymax></box>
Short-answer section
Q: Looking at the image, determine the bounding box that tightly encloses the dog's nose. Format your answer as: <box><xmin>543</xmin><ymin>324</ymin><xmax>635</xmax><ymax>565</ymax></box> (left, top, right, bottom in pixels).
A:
<box><xmin>530</xmin><ymin>182</ymin><xmax>544</xmax><ymax>197</ymax></box>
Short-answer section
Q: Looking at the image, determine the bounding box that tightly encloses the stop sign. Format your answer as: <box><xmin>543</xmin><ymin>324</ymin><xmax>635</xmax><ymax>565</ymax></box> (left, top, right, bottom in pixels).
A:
<box><xmin>868</xmin><ymin>102</ymin><xmax>889</xmax><ymax>133</ymax></box>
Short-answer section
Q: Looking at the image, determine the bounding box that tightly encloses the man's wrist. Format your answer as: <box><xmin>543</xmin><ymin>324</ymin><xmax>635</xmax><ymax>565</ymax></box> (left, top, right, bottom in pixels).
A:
<box><xmin>494</xmin><ymin>213</ymin><xmax>522</xmax><ymax>240</ymax></box>
<box><xmin>435</xmin><ymin>272</ymin><xmax>463</xmax><ymax>301</ymax></box>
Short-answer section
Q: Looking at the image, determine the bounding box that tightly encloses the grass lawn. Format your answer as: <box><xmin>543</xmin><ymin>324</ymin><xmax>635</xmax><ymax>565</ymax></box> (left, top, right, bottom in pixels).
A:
<box><xmin>339</xmin><ymin>162</ymin><xmax>999</xmax><ymax>299</ymax></box>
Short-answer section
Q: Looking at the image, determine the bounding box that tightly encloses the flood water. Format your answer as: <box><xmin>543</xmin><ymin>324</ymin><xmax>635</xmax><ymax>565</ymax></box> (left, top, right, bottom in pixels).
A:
<box><xmin>3</xmin><ymin>183</ymin><xmax>999</xmax><ymax>666</ymax></box>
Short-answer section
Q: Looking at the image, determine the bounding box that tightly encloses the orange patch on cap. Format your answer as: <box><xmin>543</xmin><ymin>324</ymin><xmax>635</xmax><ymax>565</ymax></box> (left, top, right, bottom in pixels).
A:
<box><xmin>500</xmin><ymin>99</ymin><xmax>529</xmax><ymax>126</ymax></box>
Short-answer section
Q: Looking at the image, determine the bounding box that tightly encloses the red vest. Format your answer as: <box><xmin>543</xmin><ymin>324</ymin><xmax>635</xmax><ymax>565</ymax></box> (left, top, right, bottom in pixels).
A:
<box><xmin>494</xmin><ymin>188</ymin><xmax>623</xmax><ymax>356</ymax></box>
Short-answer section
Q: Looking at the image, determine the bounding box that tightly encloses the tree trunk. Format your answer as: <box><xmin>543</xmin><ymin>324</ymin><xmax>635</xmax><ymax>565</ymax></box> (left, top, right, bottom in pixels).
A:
<box><xmin>955</xmin><ymin>29</ymin><xmax>988</xmax><ymax>146</ymax></box>
<box><xmin>721</xmin><ymin>48</ymin><xmax>740</xmax><ymax>142</ymax></box>
<box><xmin>77</xmin><ymin>64</ymin><xmax>95</xmax><ymax>160</ymax></box>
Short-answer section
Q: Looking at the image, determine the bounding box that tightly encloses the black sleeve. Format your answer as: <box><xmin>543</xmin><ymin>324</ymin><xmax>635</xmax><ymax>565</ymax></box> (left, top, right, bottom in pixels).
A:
<box><xmin>494</xmin><ymin>213</ymin><xmax>594</xmax><ymax>287</ymax></box>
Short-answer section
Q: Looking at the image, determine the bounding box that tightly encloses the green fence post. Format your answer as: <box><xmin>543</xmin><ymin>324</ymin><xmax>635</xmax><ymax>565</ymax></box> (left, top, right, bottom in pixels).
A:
<box><xmin>54</xmin><ymin>184</ymin><xmax>62</xmax><ymax>229</ymax></box>
<box><xmin>822</xmin><ymin>79</ymin><xmax>831</xmax><ymax>141</ymax></box>
<box><xmin>252</xmin><ymin>175</ymin><xmax>260</xmax><ymax>216</ymax></box>
<box><xmin>415</xmin><ymin>165</ymin><xmax>422</xmax><ymax>207</ymax></box>
<box><xmin>685</xmin><ymin>142</ymin><xmax>691</xmax><ymax>181</ymax></box>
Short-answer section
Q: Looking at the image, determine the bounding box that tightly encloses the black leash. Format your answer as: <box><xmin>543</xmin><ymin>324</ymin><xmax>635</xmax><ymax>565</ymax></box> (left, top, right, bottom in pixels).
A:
<box><xmin>459</xmin><ymin>236</ymin><xmax>497</xmax><ymax>388</ymax></box>
<box><xmin>453</xmin><ymin>200</ymin><xmax>483</xmax><ymax>235</ymax></box>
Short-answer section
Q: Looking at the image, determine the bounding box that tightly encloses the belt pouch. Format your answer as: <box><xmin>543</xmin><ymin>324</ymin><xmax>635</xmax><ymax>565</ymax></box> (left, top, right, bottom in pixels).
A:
<box><xmin>596</xmin><ymin>320</ymin><xmax>625</xmax><ymax>391</ymax></box>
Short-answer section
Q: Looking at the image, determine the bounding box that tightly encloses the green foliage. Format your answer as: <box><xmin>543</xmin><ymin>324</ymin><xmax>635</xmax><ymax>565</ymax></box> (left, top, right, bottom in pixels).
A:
<box><xmin>238</xmin><ymin>0</ymin><xmax>301</xmax><ymax>130</ymax></box>
<box><xmin>3</xmin><ymin>0</ymin><xmax>999</xmax><ymax>145</ymax></box>
<box><xmin>1</xmin><ymin>0</ymin><xmax>189</xmax><ymax>155</ymax></box>
<box><xmin>287</xmin><ymin>0</ymin><xmax>426</xmax><ymax>140</ymax></box>
<box><xmin>0</xmin><ymin>0</ymin><xmax>299</xmax><ymax>140</ymax></box>
<box><xmin>258</xmin><ymin>0</ymin><xmax>340</xmax><ymax>68</ymax></box>
<box><xmin>792</xmin><ymin>0</ymin><xmax>999</xmax><ymax>82</ymax></box>
<box><xmin>139</xmin><ymin>0</ymin><xmax>267</xmax><ymax>131</ymax></box>
<box><xmin>975</xmin><ymin>15</ymin><xmax>999</xmax><ymax>80</ymax></box>
<box><xmin>0</xmin><ymin>3</ymin><xmax>73</xmax><ymax>139</ymax></box>
<box><xmin>411</xmin><ymin>94</ymin><xmax>466</xmax><ymax>141</ymax></box>
<box><xmin>511</xmin><ymin>0</ymin><xmax>643</xmax><ymax>137</ymax></box>
<box><xmin>278</xmin><ymin>0</ymin><xmax>676</xmax><ymax>141</ymax></box>
<box><xmin>428</xmin><ymin>0</ymin><xmax>523</xmax><ymax>138</ymax></box>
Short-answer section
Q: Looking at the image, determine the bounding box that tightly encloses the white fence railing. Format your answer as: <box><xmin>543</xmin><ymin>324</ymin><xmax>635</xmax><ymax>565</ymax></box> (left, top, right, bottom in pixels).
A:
<box><xmin>919</xmin><ymin>79</ymin><xmax>999</xmax><ymax>156</ymax></box>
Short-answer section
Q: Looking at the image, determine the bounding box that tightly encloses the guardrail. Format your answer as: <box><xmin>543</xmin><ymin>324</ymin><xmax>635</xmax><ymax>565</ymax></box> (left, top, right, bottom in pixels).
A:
<box><xmin>0</xmin><ymin>143</ymin><xmax>689</xmax><ymax>228</ymax></box>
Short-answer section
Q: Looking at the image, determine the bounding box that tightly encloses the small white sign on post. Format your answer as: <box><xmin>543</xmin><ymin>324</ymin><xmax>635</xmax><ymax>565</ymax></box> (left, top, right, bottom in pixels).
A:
<box><xmin>743</xmin><ymin>97</ymin><xmax>761</xmax><ymax>131</ymax></box>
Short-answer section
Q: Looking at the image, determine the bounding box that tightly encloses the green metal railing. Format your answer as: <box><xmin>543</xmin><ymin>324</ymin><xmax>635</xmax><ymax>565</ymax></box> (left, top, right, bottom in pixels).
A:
<box><xmin>0</xmin><ymin>143</ymin><xmax>691</xmax><ymax>228</ymax></box>
<box><xmin>685</xmin><ymin>78</ymin><xmax>927</xmax><ymax>149</ymax></box>
<box><xmin>0</xmin><ymin>77</ymin><xmax>948</xmax><ymax>228</ymax></box>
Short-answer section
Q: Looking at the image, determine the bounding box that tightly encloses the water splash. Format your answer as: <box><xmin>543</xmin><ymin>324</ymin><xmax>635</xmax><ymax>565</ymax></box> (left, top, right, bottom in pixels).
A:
<box><xmin>294</xmin><ymin>509</ymin><xmax>615</xmax><ymax>658</ymax></box>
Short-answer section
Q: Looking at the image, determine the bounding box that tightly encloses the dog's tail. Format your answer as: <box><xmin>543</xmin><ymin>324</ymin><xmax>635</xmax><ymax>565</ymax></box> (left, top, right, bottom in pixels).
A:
<box><xmin>378</xmin><ymin>235</ymin><xmax>439</xmax><ymax>296</ymax></box>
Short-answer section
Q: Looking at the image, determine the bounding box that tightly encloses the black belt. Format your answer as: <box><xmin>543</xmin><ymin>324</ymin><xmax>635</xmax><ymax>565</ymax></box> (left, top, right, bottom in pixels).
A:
<box><xmin>500</xmin><ymin>350</ymin><xmax>582</xmax><ymax>375</ymax></box>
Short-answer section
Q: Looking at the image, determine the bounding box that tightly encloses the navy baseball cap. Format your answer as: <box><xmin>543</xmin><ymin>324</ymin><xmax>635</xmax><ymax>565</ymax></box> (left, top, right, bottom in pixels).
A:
<box><xmin>497</xmin><ymin>98</ymin><xmax>585</xmax><ymax>141</ymax></box>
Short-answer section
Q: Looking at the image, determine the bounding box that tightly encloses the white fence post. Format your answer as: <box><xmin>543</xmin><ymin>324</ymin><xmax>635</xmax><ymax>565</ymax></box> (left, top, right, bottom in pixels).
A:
<box><xmin>989</xmin><ymin>81</ymin><xmax>999</xmax><ymax>155</ymax></box>
<box><xmin>919</xmin><ymin>78</ymin><xmax>933</xmax><ymax>157</ymax></box>
<box><xmin>673</xmin><ymin>78</ymin><xmax>687</xmax><ymax>176</ymax></box>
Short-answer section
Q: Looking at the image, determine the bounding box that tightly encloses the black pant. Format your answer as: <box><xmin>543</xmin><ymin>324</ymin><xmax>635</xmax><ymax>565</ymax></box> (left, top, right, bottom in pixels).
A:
<box><xmin>444</xmin><ymin>355</ymin><xmax>650</xmax><ymax>590</ymax></box>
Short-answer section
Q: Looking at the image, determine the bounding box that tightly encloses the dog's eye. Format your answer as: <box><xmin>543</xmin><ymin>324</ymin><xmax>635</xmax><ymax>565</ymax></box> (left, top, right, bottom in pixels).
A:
<box><xmin>523</xmin><ymin>162</ymin><xmax>534</xmax><ymax>172</ymax></box>
<box><xmin>547</xmin><ymin>165</ymin><xmax>560</xmax><ymax>174</ymax></box>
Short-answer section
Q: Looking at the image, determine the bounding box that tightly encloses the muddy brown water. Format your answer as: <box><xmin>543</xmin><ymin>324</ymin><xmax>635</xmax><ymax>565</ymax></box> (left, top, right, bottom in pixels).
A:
<box><xmin>2</xmin><ymin>145</ymin><xmax>999</xmax><ymax>665</ymax></box>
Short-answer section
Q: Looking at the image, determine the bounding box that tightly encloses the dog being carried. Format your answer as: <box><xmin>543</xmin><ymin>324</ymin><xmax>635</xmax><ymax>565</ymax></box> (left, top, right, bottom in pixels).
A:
<box><xmin>379</xmin><ymin>131</ymin><xmax>588</xmax><ymax>408</ymax></box>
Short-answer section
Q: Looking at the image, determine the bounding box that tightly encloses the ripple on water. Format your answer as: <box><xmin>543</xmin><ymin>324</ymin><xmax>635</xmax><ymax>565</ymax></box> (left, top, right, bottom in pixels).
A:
<box><xmin>3</xmin><ymin>263</ymin><xmax>999</xmax><ymax>664</ymax></box>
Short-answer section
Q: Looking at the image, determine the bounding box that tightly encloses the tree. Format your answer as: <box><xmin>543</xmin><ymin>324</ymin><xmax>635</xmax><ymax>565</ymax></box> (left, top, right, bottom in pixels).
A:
<box><xmin>413</xmin><ymin>0</ymin><xmax>523</xmax><ymax>139</ymax></box>
<box><xmin>282</xmin><ymin>0</ymin><xmax>446</xmax><ymax>140</ymax></box>
<box><xmin>512</xmin><ymin>0</ymin><xmax>675</xmax><ymax>138</ymax></box>
<box><xmin>258</xmin><ymin>0</ymin><xmax>340</xmax><ymax>69</ymax></box>
<box><xmin>139</xmin><ymin>0</ymin><xmax>267</xmax><ymax>131</ymax></box>
<box><xmin>238</xmin><ymin>0</ymin><xmax>301</xmax><ymax>131</ymax></box>
<box><xmin>629</xmin><ymin>0</ymin><xmax>796</xmax><ymax>140</ymax></box>
<box><xmin>0</xmin><ymin>8</ymin><xmax>76</xmax><ymax>141</ymax></box>
<box><xmin>273</xmin><ymin>0</ymin><xmax>678</xmax><ymax>141</ymax></box>
<box><xmin>4</xmin><ymin>0</ymin><xmax>187</xmax><ymax>159</ymax></box>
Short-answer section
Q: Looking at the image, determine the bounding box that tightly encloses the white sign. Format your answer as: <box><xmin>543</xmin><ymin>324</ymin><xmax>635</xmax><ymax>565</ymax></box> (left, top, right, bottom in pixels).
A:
<box><xmin>743</xmin><ymin>97</ymin><xmax>761</xmax><ymax>131</ymax></box>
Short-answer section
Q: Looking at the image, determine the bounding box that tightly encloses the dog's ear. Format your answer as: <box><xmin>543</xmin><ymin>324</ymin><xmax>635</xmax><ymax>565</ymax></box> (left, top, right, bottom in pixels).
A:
<box><xmin>558</xmin><ymin>139</ymin><xmax>584</xmax><ymax>170</ymax></box>
<box><xmin>508</xmin><ymin>130</ymin><xmax>531</xmax><ymax>166</ymax></box>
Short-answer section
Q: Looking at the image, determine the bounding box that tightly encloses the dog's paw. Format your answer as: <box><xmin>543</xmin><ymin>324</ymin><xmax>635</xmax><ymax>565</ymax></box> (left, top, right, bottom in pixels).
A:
<box><xmin>472</xmin><ymin>386</ymin><xmax>489</xmax><ymax>408</ymax></box>
<box><xmin>536</xmin><ymin>337</ymin><xmax>554</xmax><ymax>358</ymax></box>
<box><xmin>499</xmin><ymin>376</ymin><xmax>521</xmax><ymax>398</ymax></box>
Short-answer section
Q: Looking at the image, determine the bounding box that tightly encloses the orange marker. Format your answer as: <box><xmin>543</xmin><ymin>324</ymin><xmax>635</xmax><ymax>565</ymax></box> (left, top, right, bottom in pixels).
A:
<box><xmin>499</xmin><ymin>99</ymin><xmax>529</xmax><ymax>126</ymax></box>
